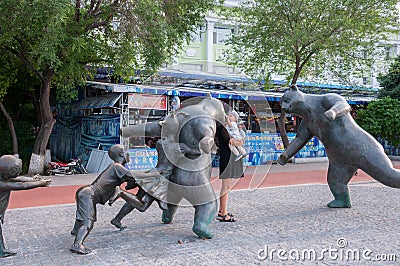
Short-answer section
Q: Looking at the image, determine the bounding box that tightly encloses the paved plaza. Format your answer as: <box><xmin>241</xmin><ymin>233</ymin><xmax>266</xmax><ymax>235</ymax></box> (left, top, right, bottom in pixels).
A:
<box><xmin>2</xmin><ymin>181</ymin><xmax>399</xmax><ymax>265</ymax></box>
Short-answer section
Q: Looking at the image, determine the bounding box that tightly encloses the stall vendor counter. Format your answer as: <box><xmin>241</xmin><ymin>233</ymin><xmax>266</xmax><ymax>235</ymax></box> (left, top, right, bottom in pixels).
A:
<box><xmin>124</xmin><ymin>133</ymin><xmax>327</xmax><ymax>170</ymax></box>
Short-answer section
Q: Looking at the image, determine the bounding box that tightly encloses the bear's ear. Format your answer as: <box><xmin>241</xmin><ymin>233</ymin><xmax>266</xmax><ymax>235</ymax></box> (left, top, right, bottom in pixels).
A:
<box><xmin>289</xmin><ymin>84</ymin><xmax>298</xmax><ymax>91</ymax></box>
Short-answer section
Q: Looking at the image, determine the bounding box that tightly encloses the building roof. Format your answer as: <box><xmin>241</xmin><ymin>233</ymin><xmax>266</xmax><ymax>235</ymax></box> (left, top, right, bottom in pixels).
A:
<box><xmin>86</xmin><ymin>80</ymin><xmax>374</xmax><ymax>105</ymax></box>
<box><xmin>72</xmin><ymin>93</ymin><xmax>123</xmax><ymax>109</ymax></box>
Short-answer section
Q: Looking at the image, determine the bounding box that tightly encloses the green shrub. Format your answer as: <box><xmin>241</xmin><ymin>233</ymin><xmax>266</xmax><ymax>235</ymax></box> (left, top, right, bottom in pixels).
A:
<box><xmin>356</xmin><ymin>97</ymin><xmax>400</xmax><ymax>147</ymax></box>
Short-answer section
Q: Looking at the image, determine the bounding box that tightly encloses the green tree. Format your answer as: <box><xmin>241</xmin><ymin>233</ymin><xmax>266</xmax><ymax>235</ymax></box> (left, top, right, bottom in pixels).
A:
<box><xmin>378</xmin><ymin>56</ymin><xmax>400</xmax><ymax>100</ymax></box>
<box><xmin>0</xmin><ymin>0</ymin><xmax>216</xmax><ymax>174</ymax></box>
<box><xmin>0</xmin><ymin>54</ymin><xmax>20</xmax><ymax>157</ymax></box>
<box><xmin>224</xmin><ymin>0</ymin><xmax>398</xmax><ymax>147</ymax></box>
<box><xmin>0</xmin><ymin>53</ymin><xmax>41</xmax><ymax>163</ymax></box>
<box><xmin>356</xmin><ymin>97</ymin><xmax>400</xmax><ymax>147</ymax></box>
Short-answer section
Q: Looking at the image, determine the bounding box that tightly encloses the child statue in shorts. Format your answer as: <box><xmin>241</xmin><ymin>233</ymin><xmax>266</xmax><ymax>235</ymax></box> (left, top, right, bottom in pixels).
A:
<box><xmin>0</xmin><ymin>155</ymin><xmax>51</xmax><ymax>258</ymax></box>
<box><xmin>70</xmin><ymin>144</ymin><xmax>158</xmax><ymax>255</ymax></box>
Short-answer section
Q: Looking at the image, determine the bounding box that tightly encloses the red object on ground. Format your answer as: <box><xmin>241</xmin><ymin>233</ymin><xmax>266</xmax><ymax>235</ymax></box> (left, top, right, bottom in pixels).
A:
<box><xmin>9</xmin><ymin>185</ymin><xmax>82</xmax><ymax>209</ymax></box>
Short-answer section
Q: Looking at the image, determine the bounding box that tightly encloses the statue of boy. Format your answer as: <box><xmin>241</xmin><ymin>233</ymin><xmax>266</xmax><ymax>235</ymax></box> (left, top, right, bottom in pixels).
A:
<box><xmin>70</xmin><ymin>144</ymin><xmax>159</xmax><ymax>255</ymax></box>
<box><xmin>0</xmin><ymin>155</ymin><xmax>51</xmax><ymax>258</ymax></box>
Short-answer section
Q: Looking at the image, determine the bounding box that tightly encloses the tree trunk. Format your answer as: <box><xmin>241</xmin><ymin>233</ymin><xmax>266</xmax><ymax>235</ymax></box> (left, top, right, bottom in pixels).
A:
<box><xmin>28</xmin><ymin>69</ymin><xmax>55</xmax><ymax>175</ymax></box>
<box><xmin>30</xmin><ymin>88</ymin><xmax>41</xmax><ymax>125</ymax></box>
<box><xmin>0</xmin><ymin>101</ymin><xmax>19</xmax><ymax>157</ymax></box>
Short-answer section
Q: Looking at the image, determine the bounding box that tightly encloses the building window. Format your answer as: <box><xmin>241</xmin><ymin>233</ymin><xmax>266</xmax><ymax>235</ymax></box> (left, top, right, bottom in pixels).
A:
<box><xmin>362</xmin><ymin>49</ymin><xmax>368</xmax><ymax>59</ymax></box>
<box><xmin>362</xmin><ymin>77</ymin><xmax>368</xmax><ymax>85</ymax></box>
<box><xmin>180</xmin><ymin>63</ymin><xmax>203</xmax><ymax>72</ymax></box>
<box><xmin>214</xmin><ymin>65</ymin><xmax>235</xmax><ymax>74</ymax></box>
<box><xmin>384</xmin><ymin>45</ymin><xmax>397</xmax><ymax>61</ymax></box>
<box><xmin>385</xmin><ymin>46</ymin><xmax>391</xmax><ymax>60</ymax></box>
<box><xmin>392</xmin><ymin>45</ymin><xmax>397</xmax><ymax>58</ymax></box>
<box><xmin>213</xmin><ymin>27</ymin><xmax>234</xmax><ymax>44</ymax></box>
<box><xmin>190</xmin><ymin>26</ymin><xmax>204</xmax><ymax>43</ymax></box>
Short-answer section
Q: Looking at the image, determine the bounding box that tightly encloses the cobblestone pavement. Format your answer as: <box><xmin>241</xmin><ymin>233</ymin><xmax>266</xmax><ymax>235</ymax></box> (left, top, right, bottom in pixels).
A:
<box><xmin>2</xmin><ymin>184</ymin><xmax>399</xmax><ymax>265</ymax></box>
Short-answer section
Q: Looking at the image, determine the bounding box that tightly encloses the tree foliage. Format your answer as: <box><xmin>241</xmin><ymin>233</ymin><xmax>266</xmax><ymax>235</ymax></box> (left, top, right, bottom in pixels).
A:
<box><xmin>377</xmin><ymin>56</ymin><xmax>400</xmax><ymax>100</ymax></box>
<box><xmin>225</xmin><ymin>0</ymin><xmax>398</xmax><ymax>85</ymax></box>
<box><xmin>356</xmin><ymin>97</ymin><xmax>400</xmax><ymax>147</ymax></box>
<box><xmin>0</xmin><ymin>53</ymin><xmax>39</xmax><ymax>158</ymax></box>
<box><xmin>0</xmin><ymin>121</ymin><xmax>36</xmax><ymax>172</ymax></box>
<box><xmin>0</xmin><ymin>0</ymin><xmax>216</xmax><ymax>100</ymax></box>
<box><xmin>0</xmin><ymin>55</ymin><xmax>40</xmax><ymax>120</ymax></box>
<box><xmin>0</xmin><ymin>54</ymin><xmax>18</xmax><ymax>100</ymax></box>
<box><xmin>0</xmin><ymin>0</ymin><xmax>216</xmax><ymax>173</ymax></box>
<box><xmin>224</xmin><ymin>0</ymin><xmax>398</xmax><ymax>149</ymax></box>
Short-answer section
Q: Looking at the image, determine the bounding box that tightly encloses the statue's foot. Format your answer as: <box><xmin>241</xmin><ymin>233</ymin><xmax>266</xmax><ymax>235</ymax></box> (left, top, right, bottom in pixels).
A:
<box><xmin>162</xmin><ymin>210</ymin><xmax>173</xmax><ymax>224</ymax></box>
<box><xmin>193</xmin><ymin>227</ymin><xmax>213</xmax><ymax>239</ymax></box>
<box><xmin>70</xmin><ymin>244</ymin><xmax>91</xmax><ymax>255</ymax></box>
<box><xmin>0</xmin><ymin>249</ymin><xmax>17</xmax><ymax>258</ymax></box>
<box><xmin>110</xmin><ymin>218</ymin><xmax>127</xmax><ymax>230</ymax></box>
<box><xmin>327</xmin><ymin>199</ymin><xmax>351</xmax><ymax>208</ymax></box>
<box><xmin>108</xmin><ymin>186</ymin><xmax>121</xmax><ymax>206</ymax></box>
<box><xmin>193</xmin><ymin>222</ymin><xmax>213</xmax><ymax>239</ymax></box>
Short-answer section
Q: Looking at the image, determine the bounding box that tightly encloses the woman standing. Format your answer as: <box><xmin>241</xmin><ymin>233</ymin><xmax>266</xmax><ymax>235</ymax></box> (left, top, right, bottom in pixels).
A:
<box><xmin>215</xmin><ymin>122</ymin><xmax>245</xmax><ymax>222</ymax></box>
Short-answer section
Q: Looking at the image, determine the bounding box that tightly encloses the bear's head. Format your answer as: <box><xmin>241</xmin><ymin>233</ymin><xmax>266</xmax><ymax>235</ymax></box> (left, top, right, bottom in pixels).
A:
<box><xmin>200</xmin><ymin>94</ymin><xmax>226</xmax><ymax>124</ymax></box>
<box><xmin>161</xmin><ymin>111</ymin><xmax>180</xmax><ymax>140</ymax></box>
<box><xmin>280</xmin><ymin>85</ymin><xmax>305</xmax><ymax>115</ymax></box>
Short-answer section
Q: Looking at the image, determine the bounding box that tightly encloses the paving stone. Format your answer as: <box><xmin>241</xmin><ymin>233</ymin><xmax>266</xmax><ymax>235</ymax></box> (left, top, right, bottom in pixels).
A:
<box><xmin>1</xmin><ymin>184</ymin><xmax>399</xmax><ymax>265</ymax></box>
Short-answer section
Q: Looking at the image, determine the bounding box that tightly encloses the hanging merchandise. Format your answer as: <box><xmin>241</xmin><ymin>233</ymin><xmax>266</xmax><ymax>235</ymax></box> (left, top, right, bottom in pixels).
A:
<box><xmin>171</xmin><ymin>95</ymin><xmax>181</xmax><ymax>110</ymax></box>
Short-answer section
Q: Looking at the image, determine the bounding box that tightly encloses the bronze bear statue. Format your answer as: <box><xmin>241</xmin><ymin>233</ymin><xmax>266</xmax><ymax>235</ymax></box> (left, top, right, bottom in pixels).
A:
<box><xmin>116</xmin><ymin>95</ymin><xmax>225</xmax><ymax>238</ymax></box>
<box><xmin>278</xmin><ymin>85</ymin><xmax>400</xmax><ymax>208</ymax></box>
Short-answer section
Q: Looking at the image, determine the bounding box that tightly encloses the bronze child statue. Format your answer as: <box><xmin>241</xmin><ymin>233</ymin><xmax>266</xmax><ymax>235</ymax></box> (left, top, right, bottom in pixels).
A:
<box><xmin>71</xmin><ymin>145</ymin><xmax>144</xmax><ymax>254</ymax></box>
<box><xmin>278</xmin><ymin>85</ymin><xmax>400</xmax><ymax>208</ymax></box>
<box><xmin>70</xmin><ymin>144</ymin><xmax>166</xmax><ymax>255</ymax></box>
<box><xmin>0</xmin><ymin>155</ymin><xmax>51</xmax><ymax>258</ymax></box>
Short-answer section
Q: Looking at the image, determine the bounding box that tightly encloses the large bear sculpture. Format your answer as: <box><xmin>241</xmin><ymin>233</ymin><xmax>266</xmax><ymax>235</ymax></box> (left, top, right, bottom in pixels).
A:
<box><xmin>119</xmin><ymin>95</ymin><xmax>226</xmax><ymax>238</ymax></box>
<box><xmin>278</xmin><ymin>85</ymin><xmax>400</xmax><ymax>208</ymax></box>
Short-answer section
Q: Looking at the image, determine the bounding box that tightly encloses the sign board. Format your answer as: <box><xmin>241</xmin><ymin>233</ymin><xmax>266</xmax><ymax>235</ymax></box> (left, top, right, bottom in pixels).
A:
<box><xmin>126</xmin><ymin>148</ymin><xmax>158</xmax><ymax>171</ymax></box>
<box><xmin>128</xmin><ymin>93</ymin><xmax>167</xmax><ymax>110</ymax></box>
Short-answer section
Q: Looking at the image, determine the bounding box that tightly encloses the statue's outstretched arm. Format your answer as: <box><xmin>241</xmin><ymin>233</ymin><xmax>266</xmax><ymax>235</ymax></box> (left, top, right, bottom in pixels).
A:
<box><xmin>0</xmin><ymin>179</ymin><xmax>51</xmax><ymax>191</ymax></box>
<box><xmin>8</xmin><ymin>175</ymin><xmax>41</xmax><ymax>182</ymax></box>
<box><xmin>278</xmin><ymin>121</ymin><xmax>313</xmax><ymax>165</ymax></box>
<box><xmin>121</xmin><ymin>121</ymin><xmax>161</xmax><ymax>138</ymax></box>
<box><xmin>324</xmin><ymin>96</ymin><xmax>351</xmax><ymax>121</ymax></box>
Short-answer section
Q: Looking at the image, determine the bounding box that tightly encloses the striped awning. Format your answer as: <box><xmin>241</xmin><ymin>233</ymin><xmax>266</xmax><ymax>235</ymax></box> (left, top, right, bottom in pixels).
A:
<box><xmin>73</xmin><ymin>93</ymin><xmax>123</xmax><ymax>109</ymax></box>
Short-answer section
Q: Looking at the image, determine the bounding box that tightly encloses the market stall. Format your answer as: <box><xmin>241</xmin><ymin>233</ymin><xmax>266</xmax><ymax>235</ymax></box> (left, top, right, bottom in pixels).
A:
<box><xmin>49</xmin><ymin>72</ymin><xmax>376</xmax><ymax>172</ymax></box>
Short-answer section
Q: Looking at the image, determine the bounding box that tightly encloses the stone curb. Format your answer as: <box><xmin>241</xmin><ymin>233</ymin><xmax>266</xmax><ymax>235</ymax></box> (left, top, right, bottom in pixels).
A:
<box><xmin>388</xmin><ymin>155</ymin><xmax>400</xmax><ymax>161</ymax></box>
<box><xmin>292</xmin><ymin>157</ymin><xmax>329</xmax><ymax>164</ymax></box>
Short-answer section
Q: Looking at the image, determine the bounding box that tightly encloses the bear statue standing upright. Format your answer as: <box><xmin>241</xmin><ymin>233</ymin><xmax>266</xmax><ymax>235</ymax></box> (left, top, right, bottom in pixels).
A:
<box><xmin>278</xmin><ymin>85</ymin><xmax>400</xmax><ymax>208</ymax></box>
<box><xmin>117</xmin><ymin>95</ymin><xmax>225</xmax><ymax>238</ymax></box>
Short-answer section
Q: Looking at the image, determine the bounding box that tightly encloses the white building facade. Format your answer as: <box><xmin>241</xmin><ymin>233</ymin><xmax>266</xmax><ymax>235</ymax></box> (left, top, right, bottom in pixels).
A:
<box><xmin>173</xmin><ymin>0</ymin><xmax>400</xmax><ymax>89</ymax></box>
